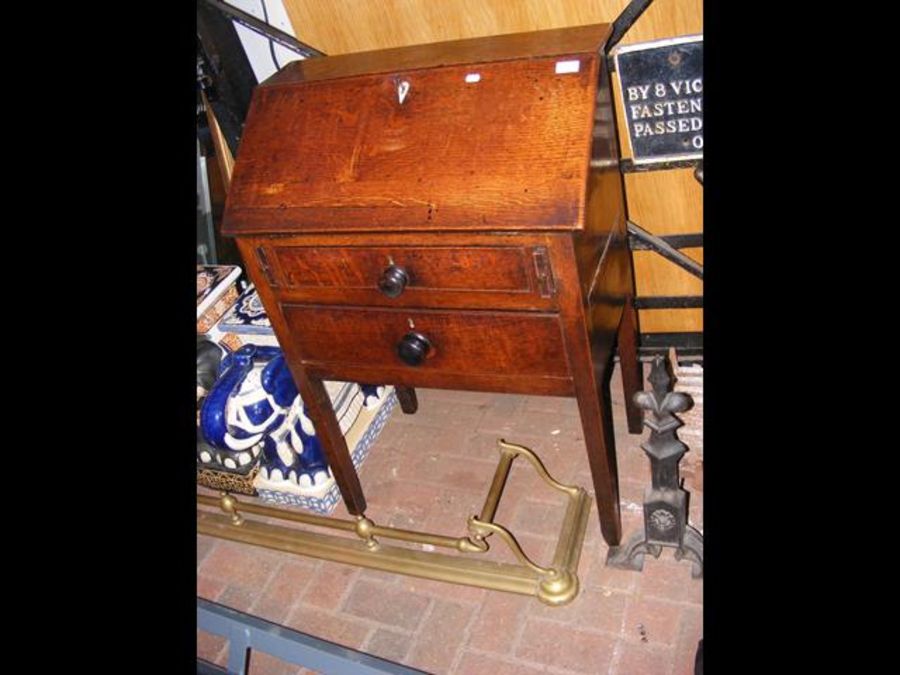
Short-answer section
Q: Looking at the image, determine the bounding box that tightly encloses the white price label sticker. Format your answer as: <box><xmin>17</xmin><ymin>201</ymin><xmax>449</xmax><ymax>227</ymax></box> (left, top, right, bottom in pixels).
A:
<box><xmin>555</xmin><ymin>60</ymin><xmax>581</xmax><ymax>74</ymax></box>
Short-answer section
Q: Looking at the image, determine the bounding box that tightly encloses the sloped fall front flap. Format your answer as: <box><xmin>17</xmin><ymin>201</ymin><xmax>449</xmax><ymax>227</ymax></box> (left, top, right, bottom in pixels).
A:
<box><xmin>223</xmin><ymin>24</ymin><xmax>611</xmax><ymax>235</ymax></box>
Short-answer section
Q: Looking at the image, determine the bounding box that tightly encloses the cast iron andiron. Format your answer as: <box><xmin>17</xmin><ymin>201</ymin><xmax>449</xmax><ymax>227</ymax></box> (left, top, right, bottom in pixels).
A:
<box><xmin>606</xmin><ymin>353</ymin><xmax>703</xmax><ymax>577</ymax></box>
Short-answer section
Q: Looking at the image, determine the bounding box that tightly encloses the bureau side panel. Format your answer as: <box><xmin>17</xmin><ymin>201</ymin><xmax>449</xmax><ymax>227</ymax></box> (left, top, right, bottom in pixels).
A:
<box><xmin>575</xmin><ymin>55</ymin><xmax>631</xmax><ymax>367</ymax></box>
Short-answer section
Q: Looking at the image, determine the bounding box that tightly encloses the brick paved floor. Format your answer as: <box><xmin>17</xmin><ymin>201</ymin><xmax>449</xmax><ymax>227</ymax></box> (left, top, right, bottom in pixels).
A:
<box><xmin>198</xmin><ymin>363</ymin><xmax>703</xmax><ymax>674</ymax></box>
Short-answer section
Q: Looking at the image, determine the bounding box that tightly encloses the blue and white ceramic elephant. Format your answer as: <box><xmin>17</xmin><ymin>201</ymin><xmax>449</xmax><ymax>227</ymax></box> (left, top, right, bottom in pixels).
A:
<box><xmin>199</xmin><ymin>343</ymin><xmax>386</xmax><ymax>489</ymax></box>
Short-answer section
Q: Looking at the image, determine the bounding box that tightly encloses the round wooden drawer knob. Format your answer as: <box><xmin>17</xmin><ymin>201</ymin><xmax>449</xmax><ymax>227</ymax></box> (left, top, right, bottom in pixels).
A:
<box><xmin>397</xmin><ymin>332</ymin><xmax>431</xmax><ymax>366</ymax></box>
<box><xmin>378</xmin><ymin>264</ymin><xmax>409</xmax><ymax>298</ymax></box>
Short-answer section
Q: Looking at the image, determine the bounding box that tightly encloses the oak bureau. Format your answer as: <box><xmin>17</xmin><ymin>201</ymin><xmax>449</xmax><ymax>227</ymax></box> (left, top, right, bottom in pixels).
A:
<box><xmin>222</xmin><ymin>24</ymin><xmax>643</xmax><ymax>547</ymax></box>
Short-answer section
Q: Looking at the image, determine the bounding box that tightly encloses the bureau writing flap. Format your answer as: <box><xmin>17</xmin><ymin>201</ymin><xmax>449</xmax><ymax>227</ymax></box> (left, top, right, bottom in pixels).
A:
<box><xmin>223</xmin><ymin>25</ymin><xmax>612</xmax><ymax>236</ymax></box>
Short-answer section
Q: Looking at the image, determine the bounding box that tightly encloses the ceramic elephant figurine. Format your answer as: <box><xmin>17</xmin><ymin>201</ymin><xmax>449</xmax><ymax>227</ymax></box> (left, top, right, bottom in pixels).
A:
<box><xmin>198</xmin><ymin>344</ymin><xmax>322</xmax><ymax>483</ymax></box>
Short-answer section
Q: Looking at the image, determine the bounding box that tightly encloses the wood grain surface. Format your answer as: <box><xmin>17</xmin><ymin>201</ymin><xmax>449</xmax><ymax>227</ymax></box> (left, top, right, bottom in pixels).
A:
<box><xmin>225</xmin><ymin>44</ymin><xmax>602</xmax><ymax>234</ymax></box>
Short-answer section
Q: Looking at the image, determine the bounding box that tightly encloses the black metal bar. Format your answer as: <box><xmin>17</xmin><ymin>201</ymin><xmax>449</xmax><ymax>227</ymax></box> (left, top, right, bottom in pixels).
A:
<box><xmin>198</xmin><ymin>598</ymin><xmax>426</xmax><ymax>674</ymax></box>
<box><xmin>640</xmin><ymin>332</ymin><xmax>703</xmax><ymax>352</ymax></box>
<box><xmin>628</xmin><ymin>233</ymin><xmax>703</xmax><ymax>251</ymax></box>
<box><xmin>633</xmin><ymin>296</ymin><xmax>703</xmax><ymax>309</ymax></box>
<box><xmin>621</xmin><ymin>157</ymin><xmax>701</xmax><ymax>173</ymax></box>
<box><xmin>627</xmin><ymin>221</ymin><xmax>703</xmax><ymax>279</ymax></box>
<box><xmin>200</xmin><ymin>0</ymin><xmax>325</xmax><ymax>58</ymax></box>
<box><xmin>606</xmin><ymin>0</ymin><xmax>657</xmax><ymax>54</ymax></box>
<box><xmin>227</xmin><ymin>627</ymin><xmax>251</xmax><ymax>675</ymax></box>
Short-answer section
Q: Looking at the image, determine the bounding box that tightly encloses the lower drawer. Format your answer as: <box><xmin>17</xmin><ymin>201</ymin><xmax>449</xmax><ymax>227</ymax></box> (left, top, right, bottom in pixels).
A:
<box><xmin>280</xmin><ymin>304</ymin><xmax>572</xmax><ymax>391</ymax></box>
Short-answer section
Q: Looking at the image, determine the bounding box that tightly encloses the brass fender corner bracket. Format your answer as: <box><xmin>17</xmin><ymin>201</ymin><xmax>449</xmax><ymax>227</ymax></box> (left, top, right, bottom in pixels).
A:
<box><xmin>197</xmin><ymin>439</ymin><xmax>592</xmax><ymax>606</ymax></box>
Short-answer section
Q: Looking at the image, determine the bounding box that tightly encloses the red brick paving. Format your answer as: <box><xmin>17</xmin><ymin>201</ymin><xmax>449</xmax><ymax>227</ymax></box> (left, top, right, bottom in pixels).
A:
<box><xmin>198</xmin><ymin>534</ymin><xmax>217</xmax><ymax>564</ymax></box>
<box><xmin>197</xmin><ymin>574</ymin><xmax>226</xmax><ymax>601</ymax></box>
<box><xmin>364</xmin><ymin>627</ymin><xmax>414</xmax><ymax>663</ymax></box>
<box><xmin>672</xmin><ymin>605</ymin><xmax>703</xmax><ymax>675</ymax></box>
<box><xmin>466</xmin><ymin>592</ymin><xmax>531</xmax><ymax>655</ymax></box>
<box><xmin>198</xmin><ymin>364</ymin><xmax>703</xmax><ymax>673</ymax></box>
<box><xmin>638</xmin><ymin>559</ymin><xmax>704</xmax><ymax>605</ymax></box>
<box><xmin>396</xmin><ymin>574</ymin><xmax>489</xmax><ymax>605</ymax></box>
<box><xmin>199</xmin><ymin>541</ymin><xmax>281</xmax><ymax>591</ymax></box>
<box><xmin>300</xmin><ymin>563</ymin><xmax>359</xmax><ymax>610</ymax></box>
<box><xmin>454</xmin><ymin>651</ymin><xmax>550</xmax><ymax>675</ymax></box>
<box><xmin>407</xmin><ymin>600</ymin><xmax>477</xmax><ymax>672</ymax></box>
<box><xmin>284</xmin><ymin>603</ymin><xmax>372</xmax><ymax>649</ymax></box>
<box><xmin>343</xmin><ymin>578</ymin><xmax>432</xmax><ymax>631</ymax></box>
<box><xmin>197</xmin><ymin>628</ymin><xmax>227</xmax><ymax>665</ymax></box>
<box><xmin>515</xmin><ymin>618</ymin><xmax>618</xmax><ymax>673</ymax></box>
<box><xmin>623</xmin><ymin>595</ymin><xmax>684</xmax><ymax>647</ymax></box>
<box><xmin>526</xmin><ymin>585</ymin><xmax>630</xmax><ymax>636</ymax></box>
<box><xmin>614</xmin><ymin>642</ymin><xmax>677</xmax><ymax>675</ymax></box>
<box><xmin>217</xmin><ymin>583</ymin><xmax>260</xmax><ymax>614</ymax></box>
<box><xmin>252</xmin><ymin>559</ymin><xmax>319</xmax><ymax>624</ymax></box>
<box><xmin>247</xmin><ymin>651</ymin><xmax>305</xmax><ymax>675</ymax></box>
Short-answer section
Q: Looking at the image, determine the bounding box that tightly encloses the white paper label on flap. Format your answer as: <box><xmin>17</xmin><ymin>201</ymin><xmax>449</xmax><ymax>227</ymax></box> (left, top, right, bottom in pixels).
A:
<box><xmin>555</xmin><ymin>60</ymin><xmax>581</xmax><ymax>74</ymax></box>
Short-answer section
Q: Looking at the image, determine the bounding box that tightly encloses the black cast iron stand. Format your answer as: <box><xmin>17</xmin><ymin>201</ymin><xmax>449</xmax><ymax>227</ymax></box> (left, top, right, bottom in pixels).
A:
<box><xmin>606</xmin><ymin>354</ymin><xmax>703</xmax><ymax>578</ymax></box>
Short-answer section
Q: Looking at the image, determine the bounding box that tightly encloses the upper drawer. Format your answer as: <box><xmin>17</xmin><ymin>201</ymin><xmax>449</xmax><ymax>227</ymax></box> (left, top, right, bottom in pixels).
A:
<box><xmin>255</xmin><ymin>235</ymin><xmax>560</xmax><ymax>311</ymax></box>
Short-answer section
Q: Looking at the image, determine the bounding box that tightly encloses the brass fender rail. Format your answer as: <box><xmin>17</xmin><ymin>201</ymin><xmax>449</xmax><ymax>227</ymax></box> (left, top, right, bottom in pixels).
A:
<box><xmin>198</xmin><ymin>439</ymin><xmax>592</xmax><ymax>606</ymax></box>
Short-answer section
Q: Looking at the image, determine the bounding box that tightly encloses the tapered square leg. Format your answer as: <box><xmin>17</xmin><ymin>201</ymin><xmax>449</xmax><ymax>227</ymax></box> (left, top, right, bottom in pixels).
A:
<box><xmin>395</xmin><ymin>386</ymin><xmax>418</xmax><ymax>414</ymax></box>
<box><xmin>574</xmin><ymin>375</ymin><xmax>623</xmax><ymax>547</ymax></box>
<box><xmin>294</xmin><ymin>377</ymin><xmax>368</xmax><ymax>515</ymax></box>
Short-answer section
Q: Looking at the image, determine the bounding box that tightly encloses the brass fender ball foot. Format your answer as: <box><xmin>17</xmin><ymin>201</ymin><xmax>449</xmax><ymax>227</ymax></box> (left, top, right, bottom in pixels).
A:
<box><xmin>537</xmin><ymin>569</ymin><xmax>579</xmax><ymax>607</ymax></box>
